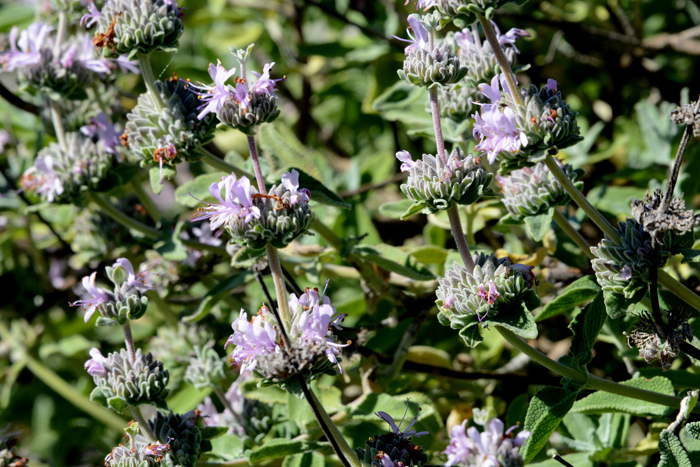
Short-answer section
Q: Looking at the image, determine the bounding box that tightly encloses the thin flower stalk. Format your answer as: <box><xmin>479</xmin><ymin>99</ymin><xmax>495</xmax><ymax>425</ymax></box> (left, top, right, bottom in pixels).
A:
<box><xmin>137</xmin><ymin>53</ymin><xmax>164</xmax><ymax>111</ymax></box>
<box><xmin>477</xmin><ymin>13</ymin><xmax>524</xmax><ymax>108</ymax></box>
<box><xmin>552</xmin><ymin>209</ymin><xmax>594</xmax><ymax>260</ymax></box>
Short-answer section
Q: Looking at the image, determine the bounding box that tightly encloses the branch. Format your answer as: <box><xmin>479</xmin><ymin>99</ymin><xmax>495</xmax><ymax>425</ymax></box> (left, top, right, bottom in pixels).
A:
<box><xmin>0</xmin><ymin>82</ymin><xmax>40</xmax><ymax>115</ymax></box>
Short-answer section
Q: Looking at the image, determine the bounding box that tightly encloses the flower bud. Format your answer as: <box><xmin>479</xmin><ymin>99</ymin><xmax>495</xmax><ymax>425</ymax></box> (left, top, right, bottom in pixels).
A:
<box><xmin>91</xmin><ymin>0</ymin><xmax>184</xmax><ymax>58</ymax></box>
<box><xmin>436</xmin><ymin>253</ymin><xmax>540</xmax><ymax>347</ymax></box>
<box><xmin>497</xmin><ymin>159</ymin><xmax>583</xmax><ymax>222</ymax></box>
<box><xmin>216</xmin><ymin>91</ymin><xmax>281</xmax><ymax>135</ymax></box>
<box><xmin>125</xmin><ymin>78</ymin><xmax>218</xmax><ymax>178</ymax></box>
<box><xmin>90</xmin><ymin>349</ymin><xmax>170</xmax><ymax>412</ymax></box>
<box><xmin>431</xmin><ymin>0</ymin><xmax>528</xmax><ymax>26</ymax></box>
<box><xmin>399</xmin><ymin>43</ymin><xmax>467</xmax><ymax>88</ymax></box>
<box><xmin>399</xmin><ymin>148</ymin><xmax>496</xmax><ymax>216</ymax></box>
<box><xmin>183</xmin><ymin>343</ymin><xmax>226</xmax><ymax>389</ymax></box>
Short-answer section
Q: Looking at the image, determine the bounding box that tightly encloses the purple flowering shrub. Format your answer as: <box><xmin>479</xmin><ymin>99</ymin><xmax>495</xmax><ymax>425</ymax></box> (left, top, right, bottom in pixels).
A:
<box><xmin>1</xmin><ymin>0</ymin><xmax>700</xmax><ymax>466</ymax></box>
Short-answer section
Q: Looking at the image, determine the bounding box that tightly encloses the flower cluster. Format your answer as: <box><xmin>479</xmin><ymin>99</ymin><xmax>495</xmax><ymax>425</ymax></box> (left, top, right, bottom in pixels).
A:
<box><xmin>105</xmin><ymin>423</ymin><xmax>171</xmax><ymax>467</ymax></box>
<box><xmin>436</xmin><ymin>253</ymin><xmax>540</xmax><ymax>347</ymax></box>
<box><xmin>186</xmin><ymin>59</ymin><xmax>284</xmax><ymax>134</ymax></box>
<box><xmin>356</xmin><ymin>400</ymin><xmax>429</xmax><ymax>467</ymax></box>
<box><xmin>69</xmin><ymin>257</ymin><xmax>154</xmax><ymax>326</ymax></box>
<box><xmin>84</xmin><ymin>0</ymin><xmax>184</xmax><ymax>58</ymax></box>
<box><xmin>20</xmin><ymin>131</ymin><xmax>119</xmax><ymax>203</ymax></box>
<box><xmin>444</xmin><ymin>416</ymin><xmax>530</xmax><ymax>467</ymax></box>
<box><xmin>418</xmin><ymin>0</ymin><xmax>528</xmax><ymax>27</ymax></box>
<box><xmin>472</xmin><ymin>75</ymin><xmax>581</xmax><ymax>172</ymax></box>
<box><xmin>193</xmin><ymin>169</ymin><xmax>312</xmax><ymax>250</ymax></box>
<box><xmin>225</xmin><ymin>285</ymin><xmax>348</xmax><ymax>384</ymax></box>
<box><xmin>1</xmin><ymin>22</ymin><xmax>131</xmax><ymax>99</ymax></box>
<box><xmin>625</xmin><ymin>309</ymin><xmax>694</xmax><ymax>371</ymax></box>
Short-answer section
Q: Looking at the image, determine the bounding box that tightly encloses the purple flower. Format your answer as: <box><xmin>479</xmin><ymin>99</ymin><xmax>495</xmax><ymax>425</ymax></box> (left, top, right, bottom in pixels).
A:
<box><xmin>251</xmin><ymin>62</ymin><xmax>284</xmax><ymax>97</ymax></box>
<box><xmin>472</xmin><ymin>103</ymin><xmax>528</xmax><ymax>165</ymax></box>
<box><xmin>281</xmin><ymin>169</ymin><xmax>310</xmax><ymax>205</ymax></box>
<box><xmin>510</xmin><ymin>263</ymin><xmax>537</xmax><ymax>289</ymax></box>
<box><xmin>393</xmin><ymin>15</ymin><xmax>430</xmax><ymax>54</ymax></box>
<box><xmin>113</xmin><ymin>55</ymin><xmax>140</xmax><ymax>74</ymax></box>
<box><xmin>20</xmin><ymin>155</ymin><xmax>64</xmax><ymax>202</ymax></box>
<box><xmin>60</xmin><ymin>34</ymin><xmax>111</xmax><ymax>75</ymax></box>
<box><xmin>478</xmin><ymin>75</ymin><xmax>503</xmax><ymax>104</ymax></box>
<box><xmin>444</xmin><ymin>417</ymin><xmax>530</xmax><ymax>467</ymax></box>
<box><xmin>375</xmin><ymin>399</ymin><xmax>429</xmax><ymax>438</ymax></box>
<box><xmin>187</xmin><ymin>60</ymin><xmax>237</xmax><ymax>120</ymax></box>
<box><xmin>234</xmin><ymin>81</ymin><xmax>250</xmax><ymax>109</ymax></box>
<box><xmin>546</xmin><ymin>78</ymin><xmax>558</xmax><ymax>92</ymax></box>
<box><xmin>197</xmin><ymin>380</ymin><xmax>246</xmax><ymax>435</ymax></box>
<box><xmin>233</xmin><ymin>176</ymin><xmax>261</xmax><ymax>223</ymax></box>
<box><xmin>2</xmin><ymin>23</ymin><xmax>53</xmax><ymax>72</ymax></box>
<box><xmin>492</xmin><ymin>22</ymin><xmax>530</xmax><ymax>54</ymax></box>
<box><xmin>404</xmin><ymin>0</ymin><xmax>438</xmax><ymax>9</ymax></box>
<box><xmin>443</xmin><ymin>295</ymin><xmax>455</xmax><ymax>309</ymax></box>
<box><xmin>191</xmin><ymin>174</ymin><xmax>243</xmax><ymax>230</ymax></box>
<box><xmin>396</xmin><ymin>150</ymin><xmax>414</xmax><ymax>172</ymax></box>
<box><xmin>113</xmin><ymin>258</ymin><xmax>155</xmax><ymax>292</ymax></box>
<box><xmin>0</xmin><ymin>130</ymin><xmax>10</xmax><ymax>154</ymax></box>
<box><xmin>81</xmin><ymin>113</ymin><xmax>122</xmax><ymax>156</ymax></box>
<box><xmin>477</xmin><ymin>281</ymin><xmax>499</xmax><ymax>305</ymax></box>
<box><xmin>70</xmin><ymin>272</ymin><xmax>111</xmax><ymax>322</ymax></box>
<box><xmin>455</xmin><ymin>22</ymin><xmax>529</xmax><ymax>58</ymax></box>
<box><xmin>81</xmin><ymin>1</ymin><xmax>102</xmax><ymax>28</ymax></box>
<box><xmin>226</xmin><ymin>309</ymin><xmax>280</xmax><ymax>374</ymax></box>
<box><xmin>84</xmin><ymin>347</ymin><xmax>107</xmax><ymax>376</ymax></box>
<box><xmin>144</xmin><ymin>438</ymin><xmax>172</xmax><ymax>458</ymax></box>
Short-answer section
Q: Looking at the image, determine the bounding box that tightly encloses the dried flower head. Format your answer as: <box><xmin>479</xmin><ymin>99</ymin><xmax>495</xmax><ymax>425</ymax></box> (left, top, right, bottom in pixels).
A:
<box><xmin>631</xmin><ymin>189</ymin><xmax>699</xmax><ymax>247</ymax></box>
<box><xmin>625</xmin><ymin>309</ymin><xmax>694</xmax><ymax>370</ymax></box>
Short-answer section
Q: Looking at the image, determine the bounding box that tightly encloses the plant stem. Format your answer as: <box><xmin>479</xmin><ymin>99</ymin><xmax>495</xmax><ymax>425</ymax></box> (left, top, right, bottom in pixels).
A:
<box><xmin>447</xmin><ymin>205</ymin><xmax>475</xmax><ymax>272</ymax></box>
<box><xmin>53</xmin><ymin>11</ymin><xmax>68</xmax><ymax>58</ymax></box>
<box><xmin>87</xmin><ymin>192</ymin><xmax>229</xmax><ymax>255</ymax></box>
<box><xmin>131</xmin><ymin>180</ymin><xmax>161</xmax><ymax>223</ymax></box>
<box><xmin>679</xmin><ymin>341</ymin><xmax>700</xmax><ymax>361</ymax></box>
<box><xmin>552</xmin><ymin>454</ymin><xmax>575</xmax><ymax>467</ymax></box>
<box><xmin>199</xmin><ymin>147</ymin><xmax>255</xmax><ymax>179</ymax></box>
<box><xmin>297</xmin><ymin>375</ymin><xmax>361</xmax><ymax>467</ymax></box>
<box><xmin>137</xmin><ymin>53</ymin><xmax>164</xmax><ymax>111</ymax></box>
<box><xmin>477</xmin><ymin>13</ymin><xmax>524</xmax><ymax>107</ymax></box>
<box><xmin>213</xmin><ymin>386</ymin><xmax>236</xmax><ymax>417</ymax></box>
<box><xmin>146</xmin><ymin>290</ymin><xmax>178</xmax><ymax>327</ymax></box>
<box><xmin>497</xmin><ymin>327</ymin><xmax>690</xmax><ymax>411</ymax></box>
<box><xmin>130</xmin><ymin>405</ymin><xmax>157</xmax><ymax>442</ymax></box>
<box><xmin>657</xmin><ymin>269</ymin><xmax>700</xmax><ymax>313</ymax></box>
<box><xmin>247</xmin><ymin>135</ymin><xmax>267</xmax><ymax>193</ymax></box>
<box><xmin>428</xmin><ymin>86</ymin><xmax>448</xmax><ymax>166</ymax></box>
<box><xmin>544</xmin><ymin>155</ymin><xmax>620</xmax><ymax>242</ymax></box>
<box><xmin>661</xmin><ymin>98</ymin><xmax>700</xmax><ymax>212</ymax></box>
<box><xmin>552</xmin><ymin>209</ymin><xmax>594</xmax><ymax>259</ymax></box>
<box><xmin>90</xmin><ymin>82</ymin><xmax>110</xmax><ymax>115</ymax></box>
<box><xmin>23</xmin><ymin>355</ymin><xmax>127</xmax><ymax>430</ymax></box>
<box><xmin>254</xmin><ymin>269</ymin><xmax>292</xmax><ymax>348</ymax></box>
<box><xmin>265</xmin><ymin>244</ymin><xmax>292</xmax><ymax>329</ymax></box>
<box><xmin>122</xmin><ymin>321</ymin><xmax>136</xmax><ymax>364</ymax></box>
<box><xmin>49</xmin><ymin>100</ymin><xmax>67</xmax><ymax>151</ymax></box>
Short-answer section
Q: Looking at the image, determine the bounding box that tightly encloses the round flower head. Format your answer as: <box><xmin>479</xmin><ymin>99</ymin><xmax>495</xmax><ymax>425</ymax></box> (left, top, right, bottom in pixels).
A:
<box><xmin>397</xmin><ymin>15</ymin><xmax>467</xmax><ymax>88</ymax></box>
<box><xmin>125</xmin><ymin>77</ymin><xmax>218</xmax><ymax>182</ymax></box>
<box><xmin>146</xmin><ymin>411</ymin><xmax>209</xmax><ymax>467</ymax></box>
<box><xmin>70</xmin><ymin>257</ymin><xmax>154</xmax><ymax>326</ymax></box>
<box><xmin>429</xmin><ymin>84</ymin><xmax>481</xmax><ymax>123</ymax></box>
<box><xmin>399</xmin><ymin>147</ymin><xmax>497</xmax><ymax>218</ymax></box>
<box><xmin>497</xmin><ymin>159</ymin><xmax>584</xmax><ymax>222</ymax></box>
<box><xmin>444</xmin><ymin>416</ymin><xmax>530</xmax><ymax>467</ymax></box>
<box><xmin>193</xmin><ymin>170</ymin><xmax>313</xmax><ymax>251</ymax></box>
<box><xmin>2</xmin><ymin>24</ymin><xmax>113</xmax><ymax>99</ymax></box>
<box><xmin>429</xmin><ymin>0</ymin><xmax>529</xmax><ymax>27</ymax></box>
<box><xmin>20</xmin><ymin>132</ymin><xmax>117</xmax><ymax>204</ymax></box>
<box><xmin>225</xmin><ymin>285</ymin><xmax>348</xmax><ymax>388</ymax></box>
<box><xmin>591</xmin><ymin>218</ymin><xmax>677</xmax><ymax>318</ymax></box>
<box><xmin>436</xmin><ymin>253</ymin><xmax>540</xmax><ymax>348</ymax></box>
<box><xmin>86</xmin><ymin>0</ymin><xmax>184</xmax><ymax>58</ymax></box>
<box><xmin>105</xmin><ymin>423</ymin><xmax>170</xmax><ymax>467</ymax></box>
<box><xmin>183</xmin><ymin>342</ymin><xmax>226</xmax><ymax>389</ymax></box>
<box><xmin>631</xmin><ymin>188</ymin><xmax>699</xmax><ymax>247</ymax></box>
<box><xmin>189</xmin><ymin>60</ymin><xmax>284</xmax><ymax>134</ymax></box>
<box><xmin>473</xmin><ymin>76</ymin><xmax>582</xmax><ymax>173</ymax></box>
<box><xmin>625</xmin><ymin>309</ymin><xmax>694</xmax><ymax>371</ymax></box>
<box><xmin>89</xmin><ymin>348</ymin><xmax>169</xmax><ymax>412</ymax></box>
<box><xmin>356</xmin><ymin>399</ymin><xmax>429</xmax><ymax>467</ymax></box>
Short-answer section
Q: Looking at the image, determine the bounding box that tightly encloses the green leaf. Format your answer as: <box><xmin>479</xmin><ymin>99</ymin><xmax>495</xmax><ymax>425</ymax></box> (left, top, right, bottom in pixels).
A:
<box><xmin>284</xmin><ymin>168</ymin><xmax>351</xmax><ymax>210</ymax></box>
<box><xmin>687</xmin><ymin>422</ymin><xmax>700</xmax><ymax>440</ymax></box>
<box><xmin>536</xmin><ymin>276</ymin><xmax>601</xmax><ymax>322</ymax></box>
<box><xmin>287</xmin><ymin>390</ymin><xmax>315</xmax><ymax>427</ymax></box>
<box><xmin>679</xmin><ymin>249</ymin><xmax>700</xmax><ymax>263</ymax></box>
<box><xmin>149</xmin><ymin>166</ymin><xmax>177</xmax><ymax>195</ymax></box>
<box><xmin>408</xmin><ymin>245</ymin><xmax>448</xmax><ymax>264</ymax></box>
<box><xmin>569</xmin><ymin>290</ymin><xmax>606</xmax><ymax>369</ymax></box>
<box><xmin>183</xmin><ymin>271</ymin><xmax>253</xmax><ymax>323</ymax></box>
<box><xmin>167</xmin><ymin>385</ymin><xmax>211</xmax><ymax>414</ymax></box>
<box><xmin>588</xmin><ymin>186</ymin><xmax>648</xmax><ymax>217</ymax></box>
<box><xmin>603</xmin><ymin>289</ymin><xmax>640</xmax><ymax>319</ymax></box>
<box><xmin>659</xmin><ymin>430</ymin><xmax>692</xmax><ymax>467</ymax></box>
<box><xmin>506</xmin><ymin>393</ymin><xmax>529</xmax><ymax>432</ymax></box>
<box><xmin>372</xmin><ymin>81</ymin><xmax>432</xmax><ymax>128</ymax></box>
<box><xmin>521</xmin><ymin>385</ymin><xmax>580</xmax><ymax>464</ymax></box>
<box><xmin>378</xmin><ymin>200</ymin><xmax>413</xmax><ymax>219</ymax></box>
<box><xmin>239</xmin><ymin>378</ymin><xmax>288</xmax><ymax>405</ymax></box>
<box><xmin>572</xmin><ymin>376</ymin><xmax>675</xmax><ymax>416</ymax></box>
<box><xmin>207</xmin><ymin>434</ymin><xmax>245</xmax><ymax>461</ymax></box>
<box><xmin>458</xmin><ymin>323</ymin><xmax>484</xmax><ymax>348</ymax></box>
<box><xmin>354</xmin><ymin>243</ymin><xmax>436</xmax><ymax>280</ymax></box>
<box><xmin>596</xmin><ymin>412</ymin><xmax>631</xmax><ymax>449</ymax></box>
<box><xmin>282</xmin><ymin>452</ymin><xmax>325</xmax><ymax>467</ymax></box>
<box><xmin>524</xmin><ymin>208</ymin><xmax>554</xmax><ymax>242</ymax></box>
<box><xmin>154</xmin><ymin>221</ymin><xmax>188</xmax><ymax>261</ymax></box>
<box><xmin>258</xmin><ymin>124</ymin><xmax>323</xmax><ymax>181</ymax></box>
<box><xmin>248</xmin><ymin>439</ymin><xmax>330</xmax><ymax>463</ymax></box>
<box><xmin>637</xmin><ymin>368</ymin><xmax>700</xmax><ymax>390</ymax></box>
<box><xmin>174</xmin><ymin>173</ymin><xmax>222</xmax><ymax>208</ymax></box>
<box><xmin>487</xmin><ymin>301</ymin><xmax>539</xmax><ymax>340</ymax></box>
<box><xmin>401</xmin><ymin>201</ymin><xmax>429</xmax><ymax>220</ymax></box>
